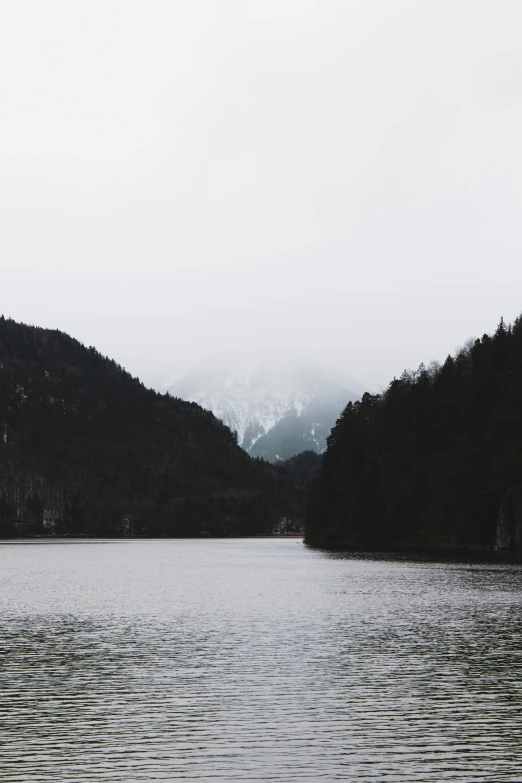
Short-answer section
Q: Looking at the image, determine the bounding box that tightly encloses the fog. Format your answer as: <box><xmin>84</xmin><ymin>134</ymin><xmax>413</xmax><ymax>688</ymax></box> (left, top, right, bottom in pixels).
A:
<box><xmin>2</xmin><ymin>0</ymin><xmax>522</xmax><ymax>391</ymax></box>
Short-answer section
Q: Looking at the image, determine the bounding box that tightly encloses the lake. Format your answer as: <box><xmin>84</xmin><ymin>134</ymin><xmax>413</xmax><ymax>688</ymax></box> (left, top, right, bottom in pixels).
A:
<box><xmin>0</xmin><ymin>538</ymin><xmax>521</xmax><ymax>782</ymax></box>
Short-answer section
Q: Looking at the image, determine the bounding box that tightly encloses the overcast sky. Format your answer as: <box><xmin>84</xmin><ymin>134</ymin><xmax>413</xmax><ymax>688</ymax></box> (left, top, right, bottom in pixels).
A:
<box><xmin>2</xmin><ymin>0</ymin><xmax>522</xmax><ymax>390</ymax></box>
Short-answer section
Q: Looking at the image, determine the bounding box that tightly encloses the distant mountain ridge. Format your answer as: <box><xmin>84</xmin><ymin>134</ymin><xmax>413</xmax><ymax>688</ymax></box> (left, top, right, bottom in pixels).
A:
<box><xmin>168</xmin><ymin>357</ymin><xmax>360</xmax><ymax>462</ymax></box>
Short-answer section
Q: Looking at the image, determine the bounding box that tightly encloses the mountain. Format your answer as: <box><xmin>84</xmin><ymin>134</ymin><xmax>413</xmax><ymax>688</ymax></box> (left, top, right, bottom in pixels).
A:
<box><xmin>305</xmin><ymin>316</ymin><xmax>522</xmax><ymax>553</ymax></box>
<box><xmin>168</xmin><ymin>357</ymin><xmax>361</xmax><ymax>462</ymax></box>
<box><xmin>0</xmin><ymin>317</ymin><xmax>301</xmax><ymax>538</ymax></box>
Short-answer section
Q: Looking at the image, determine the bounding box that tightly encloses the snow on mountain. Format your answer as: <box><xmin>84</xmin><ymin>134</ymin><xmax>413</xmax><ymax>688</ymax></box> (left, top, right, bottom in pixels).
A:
<box><xmin>167</xmin><ymin>356</ymin><xmax>361</xmax><ymax>461</ymax></box>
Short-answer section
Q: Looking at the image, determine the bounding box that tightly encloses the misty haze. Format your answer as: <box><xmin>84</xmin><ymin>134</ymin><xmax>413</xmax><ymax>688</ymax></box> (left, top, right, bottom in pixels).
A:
<box><xmin>168</xmin><ymin>352</ymin><xmax>362</xmax><ymax>461</ymax></box>
<box><xmin>1</xmin><ymin>2</ymin><xmax>522</xmax><ymax>782</ymax></box>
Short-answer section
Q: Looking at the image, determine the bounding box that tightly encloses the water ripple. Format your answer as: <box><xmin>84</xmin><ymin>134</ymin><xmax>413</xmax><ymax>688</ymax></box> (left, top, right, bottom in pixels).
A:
<box><xmin>0</xmin><ymin>539</ymin><xmax>521</xmax><ymax>781</ymax></box>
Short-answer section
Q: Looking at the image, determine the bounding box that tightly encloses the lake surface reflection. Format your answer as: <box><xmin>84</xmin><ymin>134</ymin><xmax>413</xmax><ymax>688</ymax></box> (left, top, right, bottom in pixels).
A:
<box><xmin>0</xmin><ymin>538</ymin><xmax>521</xmax><ymax>782</ymax></box>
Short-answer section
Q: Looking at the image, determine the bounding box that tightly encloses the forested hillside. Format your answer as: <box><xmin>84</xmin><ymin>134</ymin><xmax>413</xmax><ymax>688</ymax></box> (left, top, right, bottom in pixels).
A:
<box><xmin>305</xmin><ymin>317</ymin><xmax>522</xmax><ymax>551</ymax></box>
<box><xmin>248</xmin><ymin>397</ymin><xmax>350</xmax><ymax>462</ymax></box>
<box><xmin>0</xmin><ymin>317</ymin><xmax>300</xmax><ymax>537</ymax></box>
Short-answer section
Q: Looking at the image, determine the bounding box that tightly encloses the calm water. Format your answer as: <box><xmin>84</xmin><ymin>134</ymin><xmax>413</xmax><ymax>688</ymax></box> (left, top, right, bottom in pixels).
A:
<box><xmin>0</xmin><ymin>539</ymin><xmax>521</xmax><ymax>782</ymax></box>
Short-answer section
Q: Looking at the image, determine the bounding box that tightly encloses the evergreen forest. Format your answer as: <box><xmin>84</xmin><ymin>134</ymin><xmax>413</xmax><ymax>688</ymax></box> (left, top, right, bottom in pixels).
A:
<box><xmin>3</xmin><ymin>313</ymin><xmax>522</xmax><ymax>551</ymax></box>
<box><xmin>305</xmin><ymin>316</ymin><xmax>522</xmax><ymax>551</ymax></box>
<box><xmin>0</xmin><ymin>317</ymin><xmax>306</xmax><ymax>538</ymax></box>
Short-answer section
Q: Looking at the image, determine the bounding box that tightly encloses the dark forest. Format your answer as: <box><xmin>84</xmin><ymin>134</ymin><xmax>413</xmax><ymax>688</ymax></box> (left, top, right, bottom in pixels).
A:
<box><xmin>3</xmin><ymin>313</ymin><xmax>522</xmax><ymax>551</ymax></box>
<box><xmin>0</xmin><ymin>317</ymin><xmax>308</xmax><ymax>538</ymax></box>
<box><xmin>305</xmin><ymin>316</ymin><xmax>522</xmax><ymax>551</ymax></box>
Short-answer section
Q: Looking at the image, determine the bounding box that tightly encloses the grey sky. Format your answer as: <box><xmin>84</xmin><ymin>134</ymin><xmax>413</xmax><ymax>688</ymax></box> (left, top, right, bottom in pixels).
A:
<box><xmin>2</xmin><ymin>0</ymin><xmax>522</xmax><ymax>391</ymax></box>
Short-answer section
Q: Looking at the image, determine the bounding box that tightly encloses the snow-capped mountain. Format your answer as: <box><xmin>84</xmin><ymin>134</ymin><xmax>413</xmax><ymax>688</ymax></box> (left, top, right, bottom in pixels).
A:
<box><xmin>167</xmin><ymin>356</ymin><xmax>361</xmax><ymax>462</ymax></box>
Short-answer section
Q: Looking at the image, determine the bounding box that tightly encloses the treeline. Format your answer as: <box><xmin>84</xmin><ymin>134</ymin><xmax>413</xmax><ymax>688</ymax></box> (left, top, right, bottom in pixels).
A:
<box><xmin>0</xmin><ymin>317</ymin><xmax>303</xmax><ymax>538</ymax></box>
<box><xmin>305</xmin><ymin>316</ymin><xmax>522</xmax><ymax>551</ymax></box>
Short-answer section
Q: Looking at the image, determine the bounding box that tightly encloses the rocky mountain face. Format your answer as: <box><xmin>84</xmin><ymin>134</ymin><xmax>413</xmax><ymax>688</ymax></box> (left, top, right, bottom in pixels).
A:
<box><xmin>168</xmin><ymin>358</ymin><xmax>360</xmax><ymax>462</ymax></box>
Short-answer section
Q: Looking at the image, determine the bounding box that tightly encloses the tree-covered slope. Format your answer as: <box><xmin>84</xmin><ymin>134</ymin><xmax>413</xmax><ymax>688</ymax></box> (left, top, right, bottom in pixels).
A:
<box><xmin>305</xmin><ymin>317</ymin><xmax>522</xmax><ymax>551</ymax></box>
<box><xmin>0</xmin><ymin>317</ymin><xmax>297</xmax><ymax>537</ymax></box>
<box><xmin>248</xmin><ymin>398</ymin><xmax>348</xmax><ymax>462</ymax></box>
